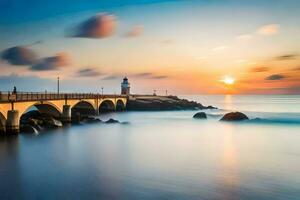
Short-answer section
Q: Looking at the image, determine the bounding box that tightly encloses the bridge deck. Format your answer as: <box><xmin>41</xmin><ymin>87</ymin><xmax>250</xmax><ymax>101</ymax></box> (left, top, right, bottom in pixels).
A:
<box><xmin>0</xmin><ymin>92</ymin><xmax>127</xmax><ymax>103</ymax></box>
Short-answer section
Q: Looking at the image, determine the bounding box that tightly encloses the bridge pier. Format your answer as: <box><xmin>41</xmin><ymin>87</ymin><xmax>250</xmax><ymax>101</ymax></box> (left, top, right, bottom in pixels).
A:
<box><xmin>95</xmin><ymin>108</ymin><xmax>100</xmax><ymax>116</ymax></box>
<box><xmin>0</xmin><ymin>125</ymin><xmax>5</xmax><ymax>134</ymax></box>
<box><xmin>6</xmin><ymin>110</ymin><xmax>20</xmax><ymax>134</ymax></box>
<box><xmin>61</xmin><ymin>105</ymin><xmax>71</xmax><ymax>123</ymax></box>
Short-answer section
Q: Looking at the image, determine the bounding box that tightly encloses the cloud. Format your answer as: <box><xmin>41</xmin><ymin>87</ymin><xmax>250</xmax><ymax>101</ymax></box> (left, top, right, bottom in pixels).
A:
<box><xmin>101</xmin><ymin>75</ymin><xmax>120</xmax><ymax>80</ymax></box>
<box><xmin>257</xmin><ymin>24</ymin><xmax>279</xmax><ymax>36</ymax></box>
<box><xmin>212</xmin><ymin>46</ymin><xmax>228</xmax><ymax>52</ymax></box>
<box><xmin>275</xmin><ymin>54</ymin><xmax>298</xmax><ymax>61</ymax></box>
<box><xmin>124</xmin><ymin>25</ymin><xmax>144</xmax><ymax>38</ymax></box>
<box><xmin>77</xmin><ymin>68</ymin><xmax>102</xmax><ymax>77</ymax></box>
<box><xmin>74</xmin><ymin>13</ymin><xmax>117</xmax><ymax>38</ymax></box>
<box><xmin>293</xmin><ymin>66</ymin><xmax>300</xmax><ymax>71</ymax></box>
<box><xmin>133</xmin><ymin>72</ymin><xmax>153</xmax><ymax>78</ymax></box>
<box><xmin>132</xmin><ymin>72</ymin><xmax>168</xmax><ymax>79</ymax></box>
<box><xmin>266</xmin><ymin>74</ymin><xmax>285</xmax><ymax>81</ymax></box>
<box><xmin>1</xmin><ymin>46</ymin><xmax>37</xmax><ymax>65</ymax></box>
<box><xmin>31</xmin><ymin>52</ymin><xmax>70</xmax><ymax>71</ymax></box>
<box><xmin>151</xmin><ymin>75</ymin><xmax>168</xmax><ymax>79</ymax></box>
<box><xmin>237</xmin><ymin>34</ymin><xmax>253</xmax><ymax>41</ymax></box>
<box><xmin>250</xmin><ymin>66</ymin><xmax>270</xmax><ymax>73</ymax></box>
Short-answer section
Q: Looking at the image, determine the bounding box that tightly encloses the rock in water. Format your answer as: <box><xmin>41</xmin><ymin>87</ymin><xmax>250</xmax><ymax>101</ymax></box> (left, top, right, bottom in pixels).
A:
<box><xmin>105</xmin><ymin>118</ymin><xmax>120</xmax><ymax>124</ymax></box>
<box><xmin>220</xmin><ymin>112</ymin><xmax>249</xmax><ymax>121</ymax></box>
<box><xmin>82</xmin><ymin>116</ymin><xmax>102</xmax><ymax>124</ymax></box>
<box><xmin>45</xmin><ymin>118</ymin><xmax>63</xmax><ymax>128</ymax></box>
<box><xmin>193</xmin><ymin>112</ymin><xmax>207</xmax><ymax>119</ymax></box>
<box><xmin>20</xmin><ymin>124</ymin><xmax>39</xmax><ymax>134</ymax></box>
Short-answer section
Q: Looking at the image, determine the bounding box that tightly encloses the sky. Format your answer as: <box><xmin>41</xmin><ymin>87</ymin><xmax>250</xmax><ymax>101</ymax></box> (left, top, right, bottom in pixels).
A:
<box><xmin>1</xmin><ymin>0</ymin><xmax>300</xmax><ymax>94</ymax></box>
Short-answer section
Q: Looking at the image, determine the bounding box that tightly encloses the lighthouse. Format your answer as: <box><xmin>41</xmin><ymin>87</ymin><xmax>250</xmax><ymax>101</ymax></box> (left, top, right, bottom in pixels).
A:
<box><xmin>121</xmin><ymin>77</ymin><xmax>130</xmax><ymax>95</ymax></box>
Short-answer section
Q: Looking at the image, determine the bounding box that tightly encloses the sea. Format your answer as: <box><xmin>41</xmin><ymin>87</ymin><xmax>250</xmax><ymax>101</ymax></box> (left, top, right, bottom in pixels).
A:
<box><xmin>0</xmin><ymin>95</ymin><xmax>300</xmax><ymax>200</ymax></box>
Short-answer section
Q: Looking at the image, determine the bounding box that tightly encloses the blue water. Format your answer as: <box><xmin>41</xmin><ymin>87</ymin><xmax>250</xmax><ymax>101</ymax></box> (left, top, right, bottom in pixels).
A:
<box><xmin>0</xmin><ymin>95</ymin><xmax>300</xmax><ymax>200</ymax></box>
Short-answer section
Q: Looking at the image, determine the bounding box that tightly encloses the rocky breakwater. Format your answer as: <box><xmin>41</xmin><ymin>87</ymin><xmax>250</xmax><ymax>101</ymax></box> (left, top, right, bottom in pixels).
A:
<box><xmin>20</xmin><ymin>110</ymin><xmax>63</xmax><ymax>134</ymax></box>
<box><xmin>126</xmin><ymin>95</ymin><xmax>216</xmax><ymax>111</ymax></box>
<box><xmin>20</xmin><ymin>110</ymin><xmax>127</xmax><ymax>134</ymax></box>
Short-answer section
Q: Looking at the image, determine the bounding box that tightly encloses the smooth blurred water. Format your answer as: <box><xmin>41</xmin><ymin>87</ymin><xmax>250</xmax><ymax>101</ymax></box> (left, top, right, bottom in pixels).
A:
<box><xmin>0</xmin><ymin>95</ymin><xmax>300</xmax><ymax>200</ymax></box>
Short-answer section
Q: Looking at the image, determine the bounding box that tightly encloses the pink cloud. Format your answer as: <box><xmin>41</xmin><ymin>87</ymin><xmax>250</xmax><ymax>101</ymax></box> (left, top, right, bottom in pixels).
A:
<box><xmin>257</xmin><ymin>24</ymin><xmax>280</xmax><ymax>36</ymax></box>
<box><xmin>75</xmin><ymin>13</ymin><xmax>117</xmax><ymax>38</ymax></box>
<box><xmin>124</xmin><ymin>25</ymin><xmax>144</xmax><ymax>38</ymax></box>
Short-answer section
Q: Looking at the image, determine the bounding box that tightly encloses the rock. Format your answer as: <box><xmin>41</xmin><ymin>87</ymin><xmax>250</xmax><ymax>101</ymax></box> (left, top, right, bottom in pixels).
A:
<box><xmin>20</xmin><ymin>124</ymin><xmax>39</xmax><ymax>134</ymax></box>
<box><xmin>193</xmin><ymin>112</ymin><xmax>207</xmax><ymax>119</ymax></box>
<box><xmin>82</xmin><ymin>116</ymin><xmax>102</xmax><ymax>124</ymax></box>
<box><xmin>220</xmin><ymin>112</ymin><xmax>249</xmax><ymax>121</ymax></box>
<box><xmin>44</xmin><ymin>117</ymin><xmax>63</xmax><ymax>128</ymax></box>
<box><xmin>207</xmin><ymin>105</ymin><xmax>217</xmax><ymax>109</ymax></box>
<box><xmin>105</xmin><ymin>118</ymin><xmax>120</xmax><ymax>124</ymax></box>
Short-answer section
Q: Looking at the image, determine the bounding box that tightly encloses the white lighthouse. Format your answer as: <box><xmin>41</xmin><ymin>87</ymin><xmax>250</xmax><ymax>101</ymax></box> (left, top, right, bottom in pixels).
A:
<box><xmin>121</xmin><ymin>77</ymin><xmax>130</xmax><ymax>95</ymax></box>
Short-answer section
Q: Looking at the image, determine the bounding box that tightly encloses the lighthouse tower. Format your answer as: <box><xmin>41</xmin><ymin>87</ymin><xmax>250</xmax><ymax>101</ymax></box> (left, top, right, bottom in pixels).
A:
<box><xmin>121</xmin><ymin>77</ymin><xmax>130</xmax><ymax>95</ymax></box>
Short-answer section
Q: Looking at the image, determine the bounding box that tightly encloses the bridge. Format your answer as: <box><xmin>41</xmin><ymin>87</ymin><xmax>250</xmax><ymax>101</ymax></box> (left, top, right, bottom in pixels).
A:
<box><xmin>0</xmin><ymin>92</ymin><xmax>128</xmax><ymax>134</ymax></box>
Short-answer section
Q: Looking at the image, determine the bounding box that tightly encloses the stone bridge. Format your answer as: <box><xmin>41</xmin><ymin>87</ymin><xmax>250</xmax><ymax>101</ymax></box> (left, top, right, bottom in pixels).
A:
<box><xmin>0</xmin><ymin>92</ymin><xmax>128</xmax><ymax>134</ymax></box>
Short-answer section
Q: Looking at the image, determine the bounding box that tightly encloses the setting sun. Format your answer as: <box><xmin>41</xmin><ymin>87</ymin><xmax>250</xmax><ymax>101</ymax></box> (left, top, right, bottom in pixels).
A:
<box><xmin>222</xmin><ymin>76</ymin><xmax>235</xmax><ymax>85</ymax></box>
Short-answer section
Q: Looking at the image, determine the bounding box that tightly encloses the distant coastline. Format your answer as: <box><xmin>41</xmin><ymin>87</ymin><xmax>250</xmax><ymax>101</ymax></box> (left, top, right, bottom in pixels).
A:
<box><xmin>126</xmin><ymin>95</ymin><xmax>216</xmax><ymax>111</ymax></box>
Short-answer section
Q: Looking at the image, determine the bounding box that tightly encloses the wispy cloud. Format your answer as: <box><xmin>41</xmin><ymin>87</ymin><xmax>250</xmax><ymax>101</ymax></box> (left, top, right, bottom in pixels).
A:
<box><xmin>250</xmin><ymin>66</ymin><xmax>270</xmax><ymax>73</ymax></box>
<box><xmin>275</xmin><ymin>54</ymin><xmax>298</xmax><ymax>61</ymax></box>
<box><xmin>212</xmin><ymin>46</ymin><xmax>228</xmax><ymax>52</ymax></box>
<box><xmin>1</xmin><ymin>46</ymin><xmax>37</xmax><ymax>66</ymax></box>
<box><xmin>266</xmin><ymin>74</ymin><xmax>285</xmax><ymax>81</ymax></box>
<box><xmin>132</xmin><ymin>72</ymin><xmax>168</xmax><ymax>79</ymax></box>
<box><xmin>293</xmin><ymin>66</ymin><xmax>300</xmax><ymax>71</ymax></box>
<box><xmin>257</xmin><ymin>24</ymin><xmax>280</xmax><ymax>36</ymax></box>
<box><xmin>151</xmin><ymin>75</ymin><xmax>168</xmax><ymax>79</ymax></box>
<box><xmin>101</xmin><ymin>75</ymin><xmax>120</xmax><ymax>80</ymax></box>
<box><xmin>77</xmin><ymin>68</ymin><xmax>102</xmax><ymax>77</ymax></box>
<box><xmin>31</xmin><ymin>52</ymin><xmax>70</xmax><ymax>71</ymax></box>
<box><xmin>124</xmin><ymin>25</ymin><xmax>144</xmax><ymax>38</ymax></box>
<box><xmin>133</xmin><ymin>72</ymin><xmax>152</xmax><ymax>78</ymax></box>
<box><xmin>237</xmin><ymin>34</ymin><xmax>253</xmax><ymax>41</ymax></box>
<box><xmin>72</xmin><ymin>13</ymin><xmax>117</xmax><ymax>38</ymax></box>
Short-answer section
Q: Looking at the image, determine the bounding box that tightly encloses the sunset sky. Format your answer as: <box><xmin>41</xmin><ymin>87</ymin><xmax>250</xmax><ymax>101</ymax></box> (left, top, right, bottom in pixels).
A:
<box><xmin>1</xmin><ymin>0</ymin><xmax>300</xmax><ymax>94</ymax></box>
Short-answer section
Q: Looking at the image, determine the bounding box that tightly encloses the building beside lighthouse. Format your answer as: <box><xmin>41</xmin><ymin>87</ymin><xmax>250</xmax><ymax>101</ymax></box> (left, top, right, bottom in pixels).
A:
<box><xmin>121</xmin><ymin>77</ymin><xmax>130</xmax><ymax>95</ymax></box>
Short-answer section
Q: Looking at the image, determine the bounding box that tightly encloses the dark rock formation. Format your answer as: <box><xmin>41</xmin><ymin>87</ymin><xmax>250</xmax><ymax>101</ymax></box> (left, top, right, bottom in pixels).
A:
<box><xmin>127</xmin><ymin>96</ymin><xmax>216</xmax><ymax>111</ymax></box>
<box><xmin>193</xmin><ymin>112</ymin><xmax>207</xmax><ymax>119</ymax></box>
<box><xmin>81</xmin><ymin>116</ymin><xmax>102</xmax><ymax>124</ymax></box>
<box><xmin>220</xmin><ymin>112</ymin><xmax>249</xmax><ymax>121</ymax></box>
<box><xmin>20</xmin><ymin>110</ymin><xmax>63</xmax><ymax>132</ymax></box>
<box><xmin>20</xmin><ymin>124</ymin><xmax>38</xmax><ymax>134</ymax></box>
<box><xmin>105</xmin><ymin>118</ymin><xmax>120</xmax><ymax>124</ymax></box>
<box><xmin>45</xmin><ymin>118</ymin><xmax>63</xmax><ymax>128</ymax></box>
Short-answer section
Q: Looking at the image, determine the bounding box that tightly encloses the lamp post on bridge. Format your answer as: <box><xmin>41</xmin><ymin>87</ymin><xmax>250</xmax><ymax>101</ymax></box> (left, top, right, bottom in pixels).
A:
<box><xmin>57</xmin><ymin>76</ymin><xmax>60</xmax><ymax>94</ymax></box>
<box><xmin>101</xmin><ymin>87</ymin><xmax>104</xmax><ymax>96</ymax></box>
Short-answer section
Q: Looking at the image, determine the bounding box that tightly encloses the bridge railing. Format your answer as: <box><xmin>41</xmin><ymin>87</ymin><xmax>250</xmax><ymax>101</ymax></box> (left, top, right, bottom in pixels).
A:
<box><xmin>0</xmin><ymin>91</ymin><xmax>126</xmax><ymax>103</ymax></box>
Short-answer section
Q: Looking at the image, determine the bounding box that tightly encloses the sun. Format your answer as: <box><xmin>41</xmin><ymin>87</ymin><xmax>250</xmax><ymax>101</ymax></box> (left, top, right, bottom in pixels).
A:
<box><xmin>222</xmin><ymin>76</ymin><xmax>235</xmax><ymax>85</ymax></box>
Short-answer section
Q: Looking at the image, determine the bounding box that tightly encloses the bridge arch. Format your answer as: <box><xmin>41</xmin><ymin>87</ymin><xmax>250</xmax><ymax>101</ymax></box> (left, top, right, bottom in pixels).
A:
<box><xmin>116</xmin><ymin>99</ymin><xmax>125</xmax><ymax>111</ymax></box>
<box><xmin>20</xmin><ymin>101</ymin><xmax>62</xmax><ymax>118</ymax></box>
<box><xmin>99</xmin><ymin>99</ymin><xmax>116</xmax><ymax>112</ymax></box>
<box><xmin>71</xmin><ymin>100</ymin><xmax>96</xmax><ymax>118</ymax></box>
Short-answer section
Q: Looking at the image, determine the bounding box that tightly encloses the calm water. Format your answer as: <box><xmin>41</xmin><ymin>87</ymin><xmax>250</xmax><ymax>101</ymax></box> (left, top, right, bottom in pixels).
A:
<box><xmin>1</xmin><ymin>95</ymin><xmax>300</xmax><ymax>200</ymax></box>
